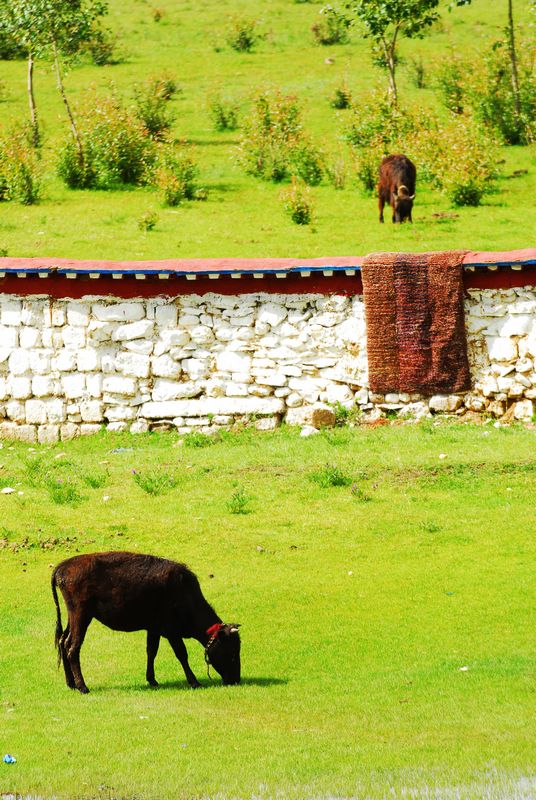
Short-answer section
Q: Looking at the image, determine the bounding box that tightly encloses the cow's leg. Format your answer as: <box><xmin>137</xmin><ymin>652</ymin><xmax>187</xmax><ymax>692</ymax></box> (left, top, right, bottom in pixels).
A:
<box><xmin>65</xmin><ymin>613</ymin><xmax>91</xmax><ymax>694</ymax></box>
<box><xmin>378</xmin><ymin>196</ymin><xmax>384</xmax><ymax>223</ymax></box>
<box><xmin>59</xmin><ymin>623</ymin><xmax>76</xmax><ymax>689</ymax></box>
<box><xmin>146</xmin><ymin>629</ymin><xmax>160</xmax><ymax>687</ymax></box>
<box><xmin>166</xmin><ymin>635</ymin><xmax>201</xmax><ymax>688</ymax></box>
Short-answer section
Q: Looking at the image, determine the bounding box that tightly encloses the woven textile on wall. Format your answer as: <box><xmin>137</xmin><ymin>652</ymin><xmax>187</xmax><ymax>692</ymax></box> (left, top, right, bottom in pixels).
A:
<box><xmin>361</xmin><ymin>251</ymin><xmax>471</xmax><ymax>395</ymax></box>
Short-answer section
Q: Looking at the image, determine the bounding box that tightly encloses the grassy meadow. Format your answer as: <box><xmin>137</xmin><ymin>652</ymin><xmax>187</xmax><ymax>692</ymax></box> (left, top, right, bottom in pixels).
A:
<box><xmin>0</xmin><ymin>422</ymin><xmax>535</xmax><ymax>799</ymax></box>
<box><xmin>0</xmin><ymin>0</ymin><xmax>535</xmax><ymax>259</ymax></box>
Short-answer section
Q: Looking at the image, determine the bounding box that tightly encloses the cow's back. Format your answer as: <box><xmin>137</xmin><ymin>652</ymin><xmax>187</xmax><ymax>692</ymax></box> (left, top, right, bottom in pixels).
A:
<box><xmin>54</xmin><ymin>551</ymin><xmax>200</xmax><ymax>633</ymax></box>
<box><xmin>379</xmin><ymin>154</ymin><xmax>416</xmax><ymax>192</ymax></box>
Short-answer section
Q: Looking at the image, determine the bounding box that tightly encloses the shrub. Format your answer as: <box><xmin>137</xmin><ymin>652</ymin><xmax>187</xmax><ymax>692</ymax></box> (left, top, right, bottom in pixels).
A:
<box><xmin>282</xmin><ymin>178</ymin><xmax>314</xmax><ymax>225</ymax></box>
<box><xmin>312</xmin><ymin>6</ymin><xmax>350</xmax><ymax>46</ymax></box>
<box><xmin>309</xmin><ymin>463</ymin><xmax>352</xmax><ymax>488</ymax></box>
<box><xmin>134</xmin><ymin>76</ymin><xmax>176</xmax><ymax>141</ymax></box>
<box><xmin>0</xmin><ymin>26</ymin><xmax>26</xmax><ymax>60</ymax></box>
<box><xmin>209</xmin><ymin>95</ymin><xmax>240</xmax><ymax>131</ymax></box>
<box><xmin>81</xmin><ymin>469</ymin><xmax>109</xmax><ymax>489</ymax></box>
<box><xmin>132</xmin><ymin>469</ymin><xmax>179</xmax><ymax>495</ymax></box>
<box><xmin>408</xmin><ymin>56</ymin><xmax>426</xmax><ymax>89</ymax></box>
<box><xmin>435</xmin><ymin>56</ymin><xmax>466</xmax><ymax>115</ymax></box>
<box><xmin>138</xmin><ymin>210</ymin><xmax>158</xmax><ymax>231</ymax></box>
<box><xmin>0</xmin><ymin>127</ymin><xmax>40</xmax><ymax>204</ymax></box>
<box><xmin>325</xmin><ymin>154</ymin><xmax>347</xmax><ymax>189</ymax></box>
<box><xmin>239</xmin><ymin>90</ymin><xmax>323</xmax><ymax>185</ymax></box>
<box><xmin>57</xmin><ymin>94</ymin><xmax>156</xmax><ymax>190</ymax></box>
<box><xmin>46</xmin><ymin>478</ymin><xmax>84</xmax><ymax>506</ymax></box>
<box><xmin>227</xmin><ymin>487</ymin><xmax>252</xmax><ymax>514</ymax></box>
<box><xmin>84</xmin><ymin>25</ymin><xmax>119</xmax><ymax>66</ymax></box>
<box><xmin>329</xmin><ymin>84</ymin><xmax>352</xmax><ymax>110</ymax></box>
<box><xmin>469</xmin><ymin>40</ymin><xmax>536</xmax><ymax>145</ymax></box>
<box><xmin>151</xmin><ymin>8</ymin><xmax>165</xmax><ymax>22</ymax></box>
<box><xmin>225</xmin><ymin>17</ymin><xmax>261</xmax><ymax>52</ymax></box>
<box><xmin>183</xmin><ymin>431</ymin><xmax>216</xmax><ymax>448</ymax></box>
<box><xmin>292</xmin><ymin>141</ymin><xmax>324</xmax><ymax>185</ymax></box>
<box><xmin>154</xmin><ymin>149</ymin><xmax>202</xmax><ymax>206</ymax></box>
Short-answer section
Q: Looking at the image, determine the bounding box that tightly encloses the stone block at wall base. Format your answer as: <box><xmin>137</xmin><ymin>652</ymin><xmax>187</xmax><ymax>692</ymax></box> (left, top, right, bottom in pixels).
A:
<box><xmin>0</xmin><ymin>422</ymin><xmax>36</xmax><ymax>442</ymax></box>
<box><xmin>285</xmin><ymin>403</ymin><xmax>336</xmax><ymax>429</ymax></box>
<box><xmin>38</xmin><ymin>424</ymin><xmax>59</xmax><ymax>444</ymax></box>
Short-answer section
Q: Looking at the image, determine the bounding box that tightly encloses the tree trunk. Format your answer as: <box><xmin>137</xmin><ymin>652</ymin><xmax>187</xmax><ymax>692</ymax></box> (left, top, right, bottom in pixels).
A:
<box><xmin>27</xmin><ymin>53</ymin><xmax>40</xmax><ymax>150</ymax></box>
<box><xmin>381</xmin><ymin>30</ymin><xmax>399</xmax><ymax>108</ymax></box>
<box><xmin>506</xmin><ymin>0</ymin><xmax>521</xmax><ymax>119</ymax></box>
<box><xmin>52</xmin><ymin>41</ymin><xmax>84</xmax><ymax>163</ymax></box>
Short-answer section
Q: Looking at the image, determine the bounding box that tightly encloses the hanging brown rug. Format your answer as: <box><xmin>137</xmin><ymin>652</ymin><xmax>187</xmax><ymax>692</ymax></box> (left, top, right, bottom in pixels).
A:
<box><xmin>361</xmin><ymin>251</ymin><xmax>471</xmax><ymax>395</ymax></box>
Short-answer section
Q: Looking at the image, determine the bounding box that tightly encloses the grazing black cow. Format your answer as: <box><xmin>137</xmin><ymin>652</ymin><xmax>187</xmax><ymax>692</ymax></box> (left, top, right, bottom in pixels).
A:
<box><xmin>378</xmin><ymin>154</ymin><xmax>416</xmax><ymax>223</ymax></box>
<box><xmin>51</xmin><ymin>551</ymin><xmax>241</xmax><ymax>693</ymax></box>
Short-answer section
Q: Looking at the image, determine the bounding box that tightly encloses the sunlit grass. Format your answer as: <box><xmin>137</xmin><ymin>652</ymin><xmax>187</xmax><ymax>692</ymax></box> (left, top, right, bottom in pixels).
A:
<box><xmin>0</xmin><ymin>423</ymin><xmax>535</xmax><ymax>799</ymax></box>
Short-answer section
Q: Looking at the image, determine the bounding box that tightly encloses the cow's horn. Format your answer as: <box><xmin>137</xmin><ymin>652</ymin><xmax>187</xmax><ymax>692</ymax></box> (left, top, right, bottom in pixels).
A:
<box><xmin>409</xmin><ymin>194</ymin><xmax>415</xmax><ymax>200</ymax></box>
<box><xmin>397</xmin><ymin>184</ymin><xmax>408</xmax><ymax>197</ymax></box>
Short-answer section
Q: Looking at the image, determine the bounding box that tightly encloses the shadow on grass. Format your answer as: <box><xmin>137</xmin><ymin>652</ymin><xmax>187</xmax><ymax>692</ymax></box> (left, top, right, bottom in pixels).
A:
<box><xmin>90</xmin><ymin>675</ymin><xmax>288</xmax><ymax>693</ymax></box>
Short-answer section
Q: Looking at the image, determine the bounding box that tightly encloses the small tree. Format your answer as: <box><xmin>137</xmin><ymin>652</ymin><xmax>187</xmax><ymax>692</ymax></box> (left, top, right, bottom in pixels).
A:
<box><xmin>1</xmin><ymin>0</ymin><xmax>108</xmax><ymax>152</ymax></box>
<box><xmin>339</xmin><ymin>0</ymin><xmax>441</xmax><ymax>106</ymax></box>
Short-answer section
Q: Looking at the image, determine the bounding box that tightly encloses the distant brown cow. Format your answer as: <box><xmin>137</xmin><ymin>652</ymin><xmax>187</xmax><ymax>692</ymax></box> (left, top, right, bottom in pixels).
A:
<box><xmin>51</xmin><ymin>551</ymin><xmax>241</xmax><ymax>693</ymax></box>
<box><xmin>378</xmin><ymin>154</ymin><xmax>416</xmax><ymax>223</ymax></box>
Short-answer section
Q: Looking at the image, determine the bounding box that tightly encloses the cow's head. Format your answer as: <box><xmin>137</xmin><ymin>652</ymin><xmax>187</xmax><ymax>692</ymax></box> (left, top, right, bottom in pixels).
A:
<box><xmin>205</xmin><ymin>623</ymin><xmax>241</xmax><ymax>685</ymax></box>
<box><xmin>392</xmin><ymin>185</ymin><xmax>415</xmax><ymax>223</ymax></box>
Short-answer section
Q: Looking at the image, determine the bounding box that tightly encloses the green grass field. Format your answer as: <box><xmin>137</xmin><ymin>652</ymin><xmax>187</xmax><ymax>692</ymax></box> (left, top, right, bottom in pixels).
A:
<box><xmin>1</xmin><ymin>0</ymin><xmax>535</xmax><ymax>259</ymax></box>
<box><xmin>1</xmin><ymin>422</ymin><xmax>535</xmax><ymax>799</ymax></box>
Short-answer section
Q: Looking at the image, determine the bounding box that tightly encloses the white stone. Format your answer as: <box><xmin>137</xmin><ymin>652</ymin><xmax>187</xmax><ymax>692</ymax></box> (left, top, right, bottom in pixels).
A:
<box><xmin>93</xmin><ymin>302</ymin><xmax>145</xmax><ymax>322</ymax></box>
<box><xmin>106</xmin><ymin>421</ymin><xmax>129</xmax><ymax>432</ymax></box>
<box><xmin>0</xmin><ymin>325</ymin><xmax>17</xmax><ymax>348</ymax></box>
<box><xmin>62</xmin><ymin>326</ymin><xmax>86</xmax><ymax>350</ymax></box>
<box><xmin>60</xmin><ymin>422</ymin><xmax>79</xmax><ymax>441</ymax></box>
<box><xmin>216</xmin><ymin>351</ymin><xmax>252</xmax><ymax>373</ymax></box>
<box><xmin>80</xmin><ymin>400</ymin><xmax>103</xmax><ymax>423</ymax></box>
<box><xmin>26</xmin><ymin>399</ymin><xmax>47</xmax><ymax>424</ymax></box>
<box><xmin>52</xmin><ymin>350</ymin><xmax>77</xmax><ymax>372</ymax></box>
<box><xmin>513</xmin><ymin>399</ymin><xmax>534</xmax><ymax>420</ymax></box>
<box><xmin>51</xmin><ymin>306</ymin><xmax>66</xmax><ymax>327</ymax></box>
<box><xmin>61</xmin><ymin>374</ymin><xmax>86</xmax><ymax>399</ymax></box>
<box><xmin>300</xmin><ymin>425</ymin><xmax>320</xmax><ymax>437</ymax></box>
<box><xmin>11</xmin><ymin>377</ymin><xmax>32</xmax><ymax>400</ymax></box>
<box><xmin>38</xmin><ymin>425</ymin><xmax>60</xmax><ymax>444</ymax></box>
<box><xmin>258</xmin><ymin>303</ymin><xmax>287</xmax><ymax>328</ymax></box>
<box><xmin>115</xmin><ymin>352</ymin><xmax>150</xmax><ymax>379</ymax></box>
<box><xmin>102</xmin><ymin>376</ymin><xmax>137</xmax><ymax>396</ymax></box>
<box><xmin>19</xmin><ymin>327</ymin><xmax>40</xmax><ymax>349</ymax></box>
<box><xmin>152</xmin><ymin>380</ymin><xmax>200</xmax><ymax>402</ymax></box>
<box><xmin>486</xmin><ymin>336</ymin><xmax>518</xmax><ymax>362</ymax></box>
<box><xmin>494</xmin><ymin>315</ymin><xmax>534</xmax><ymax>337</ymax></box>
<box><xmin>1</xmin><ymin>300</ymin><xmax>22</xmax><ymax>326</ymax></box>
<box><xmin>123</xmin><ymin>339</ymin><xmax>154</xmax><ymax>355</ymax></box>
<box><xmin>6</xmin><ymin>400</ymin><xmax>26</xmax><ymax>422</ymax></box>
<box><xmin>205</xmin><ymin>378</ymin><xmax>227</xmax><ymax>398</ymax></box>
<box><xmin>77</xmin><ymin>348</ymin><xmax>101</xmax><ymax>372</ymax></box>
<box><xmin>141</xmin><ymin>397</ymin><xmax>285</xmax><ymax>419</ymax></box>
<box><xmin>429</xmin><ymin>395</ymin><xmax>463</xmax><ymax>412</ymax></box>
<box><xmin>67</xmin><ymin>303</ymin><xmax>90</xmax><ymax>327</ymax></box>
<box><xmin>105</xmin><ymin>405</ymin><xmax>137</xmax><ymax>421</ymax></box>
<box><xmin>155</xmin><ymin>305</ymin><xmax>178</xmax><ymax>327</ymax></box>
<box><xmin>130</xmin><ymin>419</ymin><xmax>149</xmax><ymax>434</ymax></box>
<box><xmin>182</xmin><ymin>358</ymin><xmax>210</xmax><ymax>380</ymax></box>
<box><xmin>285</xmin><ymin>392</ymin><xmax>303</xmax><ymax>408</ymax></box>
<box><xmin>86</xmin><ymin>374</ymin><xmax>103</xmax><ymax>398</ymax></box>
<box><xmin>8</xmin><ymin>349</ymin><xmax>30</xmax><ymax>376</ymax></box>
<box><xmin>323</xmin><ymin>384</ymin><xmax>355</xmax><ymax>406</ymax></box>
<box><xmin>44</xmin><ymin>399</ymin><xmax>66</xmax><ymax>423</ymax></box>
<box><xmin>88</xmin><ymin>321</ymin><xmax>116</xmax><ymax>343</ymax></box>
<box><xmin>152</xmin><ymin>355</ymin><xmax>182</xmax><ymax>379</ymax></box>
<box><xmin>225</xmin><ymin>383</ymin><xmax>249</xmax><ymax>397</ymax></box>
<box><xmin>113</xmin><ymin>320</ymin><xmax>154</xmax><ymax>342</ymax></box>
<box><xmin>255</xmin><ymin>372</ymin><xmax>287</xmax><ymax>388</ymax></box>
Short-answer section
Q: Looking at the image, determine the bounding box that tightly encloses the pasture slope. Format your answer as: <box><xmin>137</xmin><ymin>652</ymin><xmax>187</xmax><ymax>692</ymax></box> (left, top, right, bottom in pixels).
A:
<box><xmin>0</xmin><ymin>0</ymin><xmax>535</xmax><ymax>258</ymax></box>
<box><xmin>0</xmin><ymin>423</ymin><xmax>535</xmax><ymax>799</ymax></box>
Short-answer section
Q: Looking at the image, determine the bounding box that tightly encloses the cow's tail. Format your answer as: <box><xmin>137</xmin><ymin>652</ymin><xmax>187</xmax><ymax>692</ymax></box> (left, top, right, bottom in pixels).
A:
<box><xmin>51</xmin><ymin>568</ymin><xmax>64</xmax><ymax>668</ymax></box>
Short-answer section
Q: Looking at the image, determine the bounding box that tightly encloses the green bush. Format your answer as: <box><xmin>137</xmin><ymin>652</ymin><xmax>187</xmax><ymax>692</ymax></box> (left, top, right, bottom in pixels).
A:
<box><xmin>225</xmin><ymin>17</ymin><xmax>261</xmax><ymax>52</ymax></box>
<box><xmin>329</xmin><ymin>84</ymin><xmax>352</xmax><ymax>110</ymax></box>
<box><xmin>469</xmin><ymin>41</ymin><xmax>535</xmax><ymax>145</ymax></box>
<box><xmin>239</xmin><ymin>90</ymin><xmax>323</xmax><ymax>185</ymax></box>
<box><xmin>311</xmin><ymin>7</ymin><xmax>350</xmax><ymax>45</ymax></box>
<box><xmin>209</xmin><ymin>95</ymin><xmax>240</xmax><ymax>131</ymax></box>
<box><xmin>0</xmin><ymin>127</ymin><xmax>40</xmax><ymax>204</ymax></box>
<box><xmin>134</xmin><ymin>76</ymin><xmax>176</xmax><ymax>141</ymax></box>
<box><xmin>282</xmin><ymin>178</ymin><xmax>314</xmax><ymax>225</ymax></box>
<box><xmin>309</xmin><ymin>463</ymin><xmax>352</xmax><ymax>488</ymax></box>
<box><xmin>83</xmin><ymin>25</ymin><xmax>120</xmax><ymax>66</ymax></box>
<box><xmin>0</xmin><ymin>25</ymin><xmax>26</xmax><ymax>60</ymax></box>
<box><xmin>435</xmin><ymin>56</ymin><xmax>466</xmax><ymax>115</ymax></box>
<box><xmin>154</xmin><ymin>149</ymin><xmax>202</xmax><ymax>206</ymax></box>
<box><xmin>57</xmin><ymin>94</ymin><xmax>156</xmax><ymax>190</ymax></box>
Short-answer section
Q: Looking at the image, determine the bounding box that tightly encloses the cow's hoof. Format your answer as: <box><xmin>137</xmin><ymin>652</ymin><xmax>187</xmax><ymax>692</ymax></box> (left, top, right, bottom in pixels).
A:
<box><xmin>190</xmin><ymin>681</ymin><xmax>202</xmax><ymax>689</ymax></box>
<box><xmin>78</xmin><ymin>685</ymin><xmax>90</xmax><ymax>694</ymax></box>
<box><xmin>148</xmin><ymin>680</ymin><xmax>159</xmax><ymax>688</ymax></box>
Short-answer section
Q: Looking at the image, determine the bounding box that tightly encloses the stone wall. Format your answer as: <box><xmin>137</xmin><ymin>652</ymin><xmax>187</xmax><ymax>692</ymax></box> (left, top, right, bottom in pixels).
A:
<box><xmin>0</xmin><ymin>286</ymin><xmax>535</xmax><ymax>442</ymax></box>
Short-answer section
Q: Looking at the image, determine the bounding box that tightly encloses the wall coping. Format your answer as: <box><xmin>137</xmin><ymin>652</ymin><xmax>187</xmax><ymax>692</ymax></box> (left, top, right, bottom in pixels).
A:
<box><xmin>1</xmin><ymin>249</ymin><xmax>535</xmax><ymax>298</ymax></box>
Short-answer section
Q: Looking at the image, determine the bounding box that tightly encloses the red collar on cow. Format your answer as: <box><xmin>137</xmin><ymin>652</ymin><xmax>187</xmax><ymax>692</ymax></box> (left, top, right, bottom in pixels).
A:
<box><xmin>206</xmin><ymin>623</ymin><xmax>223</xmax><ymax>639</ymax></box>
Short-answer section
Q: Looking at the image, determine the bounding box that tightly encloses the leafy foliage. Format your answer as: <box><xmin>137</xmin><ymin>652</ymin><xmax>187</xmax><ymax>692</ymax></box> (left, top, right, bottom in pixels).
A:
<box><xmin>312</xmin><ymin>5</ymin><xmax>350</xmax><ymax>45</ymax></box>
<box><xmin>225</xmin><ymin>17</ymin><xmax>261</xmax><ymax>52</ymax></box>
<box><xmin>154</xmin><ymin>148</ymin><xmax>202</xmax><ymax>206</ymax></box>
<box><xmin>0</xmin><ymin>126</ymin><xmax>40</xmax><ymax>204</ymax></box>
<box><xmin>238</xmin><ymin>89</ymin><xmax>323</xmax><ymax>184</ymax></box>
<box><xmin>281</xmin><ymin>178</ymin><xmax>314</xmax><ymax>224</ymax></box>
<box><xmin>208</xmin><ymin>94</ymin><xmax>240</xmax><ymax>132</ymax></box>
<box><xmin>134</xmin><ymin>75</ymin><xmax>176</xmax><ymax>141</ymax></box>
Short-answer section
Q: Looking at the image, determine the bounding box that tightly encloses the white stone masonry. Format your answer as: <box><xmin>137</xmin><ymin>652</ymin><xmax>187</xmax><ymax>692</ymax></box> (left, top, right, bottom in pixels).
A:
<box><xmin>0</xmin><ymin>287</ymin><xmax>535</xmax><ymax>442</ymax></box>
